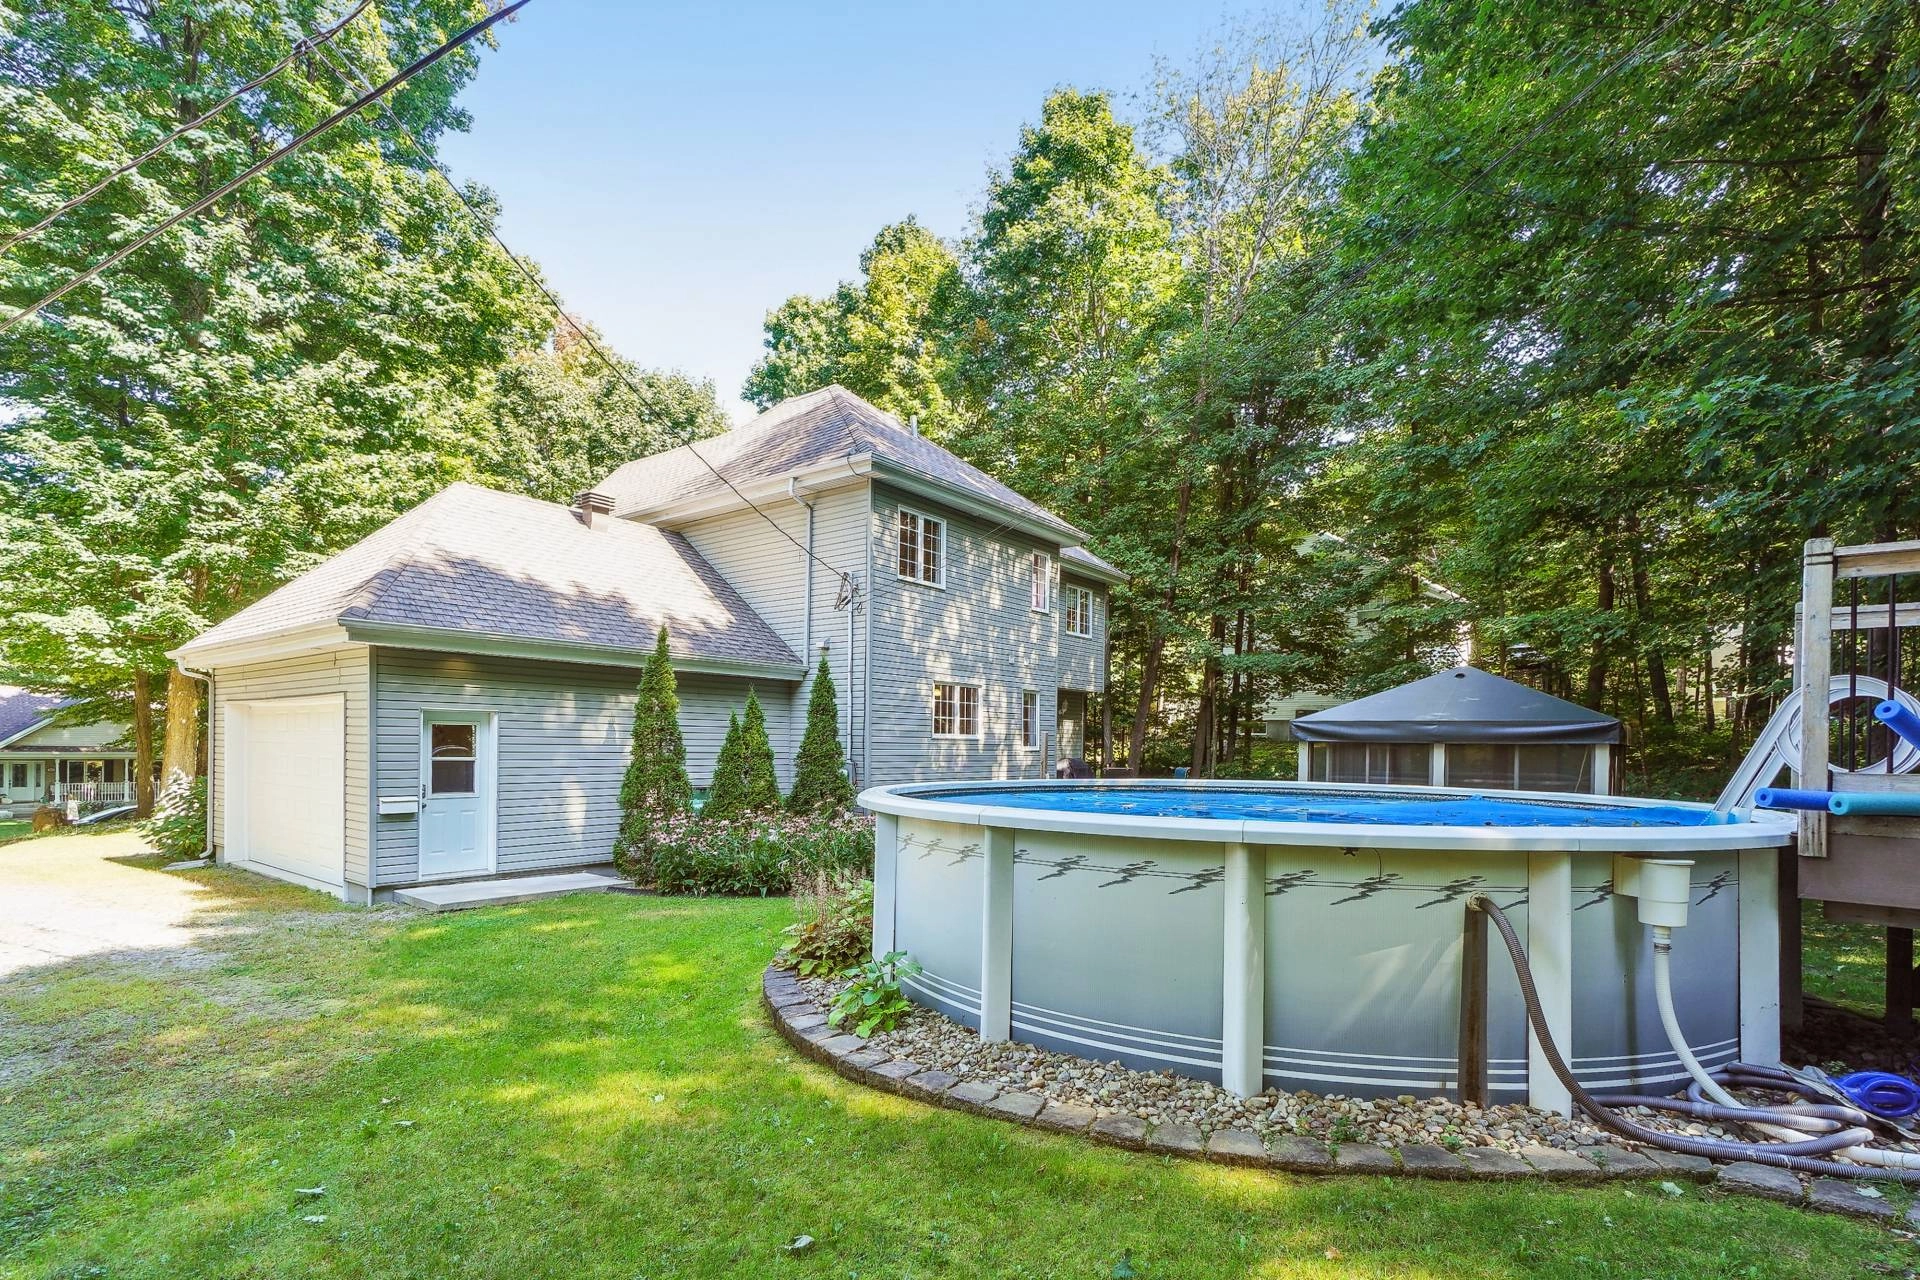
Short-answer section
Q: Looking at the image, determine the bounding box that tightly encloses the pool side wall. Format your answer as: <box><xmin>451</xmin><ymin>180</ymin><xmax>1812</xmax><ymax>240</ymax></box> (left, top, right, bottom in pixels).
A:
<box><xmin>875</xmin><ymin>799</ymin><xmax>1773</xmax><ymax>1109</ymax></box>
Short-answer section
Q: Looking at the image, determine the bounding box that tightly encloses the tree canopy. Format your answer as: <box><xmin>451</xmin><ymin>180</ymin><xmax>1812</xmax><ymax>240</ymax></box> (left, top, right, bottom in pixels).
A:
<box><xmin>0</xmin><ymin>0</ymin><xmax>721</xmax><ymax>802</ymax></box>
<box><xmin>742</xmin><ymin>0</ymin><xmax>1918</xmax><ymax>793</ymax></box>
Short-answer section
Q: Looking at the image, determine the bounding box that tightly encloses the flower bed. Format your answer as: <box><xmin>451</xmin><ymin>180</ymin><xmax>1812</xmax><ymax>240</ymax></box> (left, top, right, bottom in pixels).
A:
<box><xmin>648</xmin><ymin>810</ymin><xmax>872</xmax><ymax>896</ymax></box>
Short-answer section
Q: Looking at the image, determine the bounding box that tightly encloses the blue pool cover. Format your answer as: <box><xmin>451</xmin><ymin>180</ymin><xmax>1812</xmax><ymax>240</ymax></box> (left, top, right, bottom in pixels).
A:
<box><xmin>938</xmin><ymin>786</ymin><xmax>1730</xmax><ymax>828</ymax></box>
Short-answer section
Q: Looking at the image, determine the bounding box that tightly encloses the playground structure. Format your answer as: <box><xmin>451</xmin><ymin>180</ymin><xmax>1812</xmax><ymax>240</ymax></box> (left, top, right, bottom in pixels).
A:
<box><xmin>1776</xmin><ymin>537</ymin><xmax>1920</xmax><ymax>1029</ymax></box>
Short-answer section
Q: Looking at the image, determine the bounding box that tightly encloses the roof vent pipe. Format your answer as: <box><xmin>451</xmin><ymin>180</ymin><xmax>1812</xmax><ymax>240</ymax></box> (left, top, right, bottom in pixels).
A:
<box><xmin>574</xmin><ymin>490</ymin><xmax>614</xmax><ymax>530</ymax></box>
<box><xmin>908</xmin><ymin>413</ymin><xmax>919</xmax><ymax>436</ymax></box>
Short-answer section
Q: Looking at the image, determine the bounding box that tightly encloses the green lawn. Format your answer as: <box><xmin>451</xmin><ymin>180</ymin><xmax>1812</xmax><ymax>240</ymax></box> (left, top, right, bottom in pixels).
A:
<box><xmin>1801</xmin><ymin>899</ymin><xmax>1896</xmax><ymax>1020</ymax></box>
<box><xmin>0</xmin><ymin>820</ymin><xmax>31</xmax><ymax>843</ymax></box>
<box><xmin>1</xmin><ymin>857</ymin><xmax>1911</xmax><ymax>1278</ymax></box>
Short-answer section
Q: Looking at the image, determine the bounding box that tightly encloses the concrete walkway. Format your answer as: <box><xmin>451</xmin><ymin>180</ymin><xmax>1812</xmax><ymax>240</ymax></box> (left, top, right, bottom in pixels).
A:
<box><xmin>393</xmin><ymin>867</ymin><xmax>626</xmax><ymax>912</ymax></box>
<box><xmin>0</xmin><ymin>830</ymin><xmax>210</xmax><ymax>979</ymax></box>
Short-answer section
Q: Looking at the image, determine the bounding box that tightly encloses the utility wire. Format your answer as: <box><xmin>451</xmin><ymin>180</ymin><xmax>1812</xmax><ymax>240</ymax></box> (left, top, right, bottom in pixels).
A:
<box><xmin>0</xmin><ymin>0</ymin><xmax>531</xmax><ymax>337</ymax></box>
<box><xmin>0</xmin><ymin>0</ymin><xmax>373</xmax><ymax>259</ymax></box>
<box><xmin>312</xmin><ymin>40</ymin><xmax>857</xmax><ymax>595</ymax></box>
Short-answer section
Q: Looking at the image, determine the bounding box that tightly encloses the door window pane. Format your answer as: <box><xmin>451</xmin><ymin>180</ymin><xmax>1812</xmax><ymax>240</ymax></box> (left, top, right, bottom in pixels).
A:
<box><xmin>431</xmin><ymin>759</ymin><xmax>477</xmax><ymax>795</ymax></box>
<box><xmin>431</xmin><ymin>724</ymin><xmax>476</xmax><ymax>758</ymax></box>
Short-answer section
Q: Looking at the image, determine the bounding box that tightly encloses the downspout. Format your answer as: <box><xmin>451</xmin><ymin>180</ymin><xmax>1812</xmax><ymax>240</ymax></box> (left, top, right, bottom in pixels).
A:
<box><xmin>788</xmin><ymin>477</ymin><xmax>815</xmax><ymax>659</ymax></box>
<box><xmin>173</xmin><ymin>660</ymin><xmax>214</xmax><ymax>859</ymax></box>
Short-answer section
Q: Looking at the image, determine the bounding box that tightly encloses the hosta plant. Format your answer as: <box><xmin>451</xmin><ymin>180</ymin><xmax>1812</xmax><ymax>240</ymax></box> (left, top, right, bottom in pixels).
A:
<box><xmin>778</xmin><ymin>876</ymin><xmax>873</xmax><ymax>977</ymax></box>
<box><xmin>826</xmin><ymin>951</ymin><xmax>921</xmax><ymax>1037</ymax></box>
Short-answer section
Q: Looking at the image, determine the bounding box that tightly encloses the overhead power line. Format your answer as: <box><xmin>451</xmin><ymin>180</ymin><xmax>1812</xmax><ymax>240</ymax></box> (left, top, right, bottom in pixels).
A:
<box><xmin>0</xmin><ymin>0</ymin><xmax>532</xmax><ymax>337</ymax></box>
<box><xmin>0</xmin><ymin>0</ymin><xmax>373</xmax><ymax>260</ymax></box>
<box><xmin>311</xmin><ymin>41</ymin><xmax>858</xmax><ymax>595</ymax></box>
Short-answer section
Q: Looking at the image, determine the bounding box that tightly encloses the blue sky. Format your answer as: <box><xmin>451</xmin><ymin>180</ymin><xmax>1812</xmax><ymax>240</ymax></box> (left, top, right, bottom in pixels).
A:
<box><xmin>436</xmin><ymin>1</ymin><xmax>1320</xmax><ymax>419</ymax></box>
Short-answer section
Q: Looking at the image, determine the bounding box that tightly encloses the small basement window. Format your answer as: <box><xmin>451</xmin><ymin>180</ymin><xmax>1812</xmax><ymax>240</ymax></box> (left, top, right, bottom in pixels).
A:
<box><xmin>933</xmin><ymin>682</ymin><xmax>980</xmax><ymax>739</ymax></box>
<box><xmin>896</xmin><ymin>508</ymin><xmax>945</xmax><ymax>586</ymax></box>
<box><xmin>1020</xmin><ymin>690</ymin><xmax>1038</xmax><ymax>748</ymax></box>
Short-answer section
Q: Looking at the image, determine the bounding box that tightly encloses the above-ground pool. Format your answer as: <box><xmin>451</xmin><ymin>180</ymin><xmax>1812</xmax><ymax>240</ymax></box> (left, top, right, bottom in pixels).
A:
<box><xmin>858</xmin><ymin>780</ymin><xmax>1794</xmax><ymax>1112</ymax></box>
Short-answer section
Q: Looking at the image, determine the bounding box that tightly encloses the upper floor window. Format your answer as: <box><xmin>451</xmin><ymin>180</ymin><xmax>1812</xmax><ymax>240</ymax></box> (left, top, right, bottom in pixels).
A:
<box><xmin>1064</xmin><ymin>585</ymin><xmax>1095</xmax><ymax>637</ymax></box>
<box><xmin>896</xmin><ymin>508</ymin><xmax>945</xmax><ymax>587</ymax></box>
<box><xmin>1020</xmin><ymin>690</ymin><xmax>1038</xmax><ymax>749</ymax></box>
<box><xmin>1028</xmin><ymin>552</ymin><xmax>1051</xmax><ymax>612</ymax></box>
<box><xmin>932</xmin><ymin>682</ymin><xmax>980</xmax><ymax>739</ymax></box>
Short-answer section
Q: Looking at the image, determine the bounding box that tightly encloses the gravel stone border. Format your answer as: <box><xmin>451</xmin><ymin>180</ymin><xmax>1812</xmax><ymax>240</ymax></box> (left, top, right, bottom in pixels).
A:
<box><xmin>763</xmin><ymin>964</ymin><xmax>1909</xmax><ymax>1225</ymax></box>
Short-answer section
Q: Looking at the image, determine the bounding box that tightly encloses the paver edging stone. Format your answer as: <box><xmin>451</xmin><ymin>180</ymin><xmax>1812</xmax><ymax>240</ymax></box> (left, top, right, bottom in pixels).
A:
<box><xmin>759</xmin><ymin>964</ymin><xmax>1885</xmax><ymax>1224</ymax></box>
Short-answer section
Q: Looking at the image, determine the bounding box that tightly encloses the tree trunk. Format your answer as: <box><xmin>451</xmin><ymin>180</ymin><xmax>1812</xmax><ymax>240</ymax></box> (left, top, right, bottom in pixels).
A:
<box><xmin>1585</xmin><ymin>558</ymin><xmax>1615</xmax><ymax>707</ymax></box>
<box><xmin>161</xmin><ymin>666</ymin><xmax>201</xmax><ymax>790</ymax></box>
<box><xmin>1129</xmin><ymin>479</ymin><xmax>1193</xmax><ymax>769</ymax></box>
<box><xmin>1703</xmin><ymin>643</ymin><xmax>1716</xmax><ymax>733</ymax></box>
<box><xmin>1624</xmin><ymin>523</ymin><xmax>1674</xmax><ymax>725</ymax></box>
<box><xmin>130</xmin><ymin>669</ymin><xmax>157</xmax><ymax>817</ymax></box>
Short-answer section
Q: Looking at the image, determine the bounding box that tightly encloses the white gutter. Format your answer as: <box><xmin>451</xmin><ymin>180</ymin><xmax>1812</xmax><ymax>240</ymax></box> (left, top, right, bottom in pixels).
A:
<box><xmin>336</xmin><ymin>622</ymin><xmax>806</xmax><ymax>681</ymax></box>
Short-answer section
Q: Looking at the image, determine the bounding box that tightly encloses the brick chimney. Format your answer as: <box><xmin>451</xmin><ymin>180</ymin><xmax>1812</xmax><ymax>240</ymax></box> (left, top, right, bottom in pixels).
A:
<box><xmin>574</xmin><ymin>490</ymin><xmax>614</xmax><ymax>530</ymax></box>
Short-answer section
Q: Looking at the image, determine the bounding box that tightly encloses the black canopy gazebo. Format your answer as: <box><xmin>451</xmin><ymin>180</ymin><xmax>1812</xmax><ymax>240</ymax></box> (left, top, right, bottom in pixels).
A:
<box><xmin>1289</xmin><ymin>666</ymin><xmax>1622</xmax><ymax>795</ymax></box>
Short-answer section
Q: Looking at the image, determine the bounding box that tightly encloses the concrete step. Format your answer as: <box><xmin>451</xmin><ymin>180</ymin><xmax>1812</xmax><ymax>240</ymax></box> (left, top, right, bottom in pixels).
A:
<box><xmin>393</xmin><ymin>869</ymin><xmax>625</xmax><ymax>913</ymax></box>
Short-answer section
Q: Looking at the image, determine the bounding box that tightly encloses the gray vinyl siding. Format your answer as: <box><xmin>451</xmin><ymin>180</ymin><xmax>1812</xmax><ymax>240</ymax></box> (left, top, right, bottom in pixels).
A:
<box><xmin>673</xmin><ymin>483</ymin><xmax>868</xmax><ymax>788</ymax></box>
<box><xmin>209</xmin><ymin>647</ymin><xmax>371</xmax><ymax>887</ymax></box>
<box><xmin>370</xmin><ymin>648</ymin><xmax>789</xmax><ymax>884</ymax></box>
<box><xmin>865</xmin><ymin>483</ymin><xmax>1063</xmax><ymax>786</ymax></box>
<box><xmin>1059</xmin><ymin>572</ymin><xmax>1108</xmax><ymax>693</ymax></box>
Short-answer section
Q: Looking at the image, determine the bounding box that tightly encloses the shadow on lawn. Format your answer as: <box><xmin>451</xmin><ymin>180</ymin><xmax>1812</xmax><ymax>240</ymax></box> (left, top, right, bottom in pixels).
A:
<box><xmin>3</xmin><ymin>863</ymin><xmax>1912</xmax><ymax>1279</ymax></box>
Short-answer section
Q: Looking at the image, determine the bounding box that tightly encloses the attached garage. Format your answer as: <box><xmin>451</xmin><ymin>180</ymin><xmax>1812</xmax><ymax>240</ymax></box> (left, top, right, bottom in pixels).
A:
<box><xmin>224</xmin><ymin>694</ymin><xmax>347</xmax><ymax>893</ymax></box>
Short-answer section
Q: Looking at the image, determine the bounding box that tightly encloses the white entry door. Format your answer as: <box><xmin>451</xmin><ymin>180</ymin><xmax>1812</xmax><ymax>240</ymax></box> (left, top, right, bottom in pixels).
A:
<box><xmin>419</xmin><ymin>712</ymin><xmax>492</xmax><ymax>878</ymax></box>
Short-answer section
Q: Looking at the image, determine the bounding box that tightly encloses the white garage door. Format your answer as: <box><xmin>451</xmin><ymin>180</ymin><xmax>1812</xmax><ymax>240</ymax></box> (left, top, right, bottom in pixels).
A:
<box><xmin>232</xmin><ymin>696</ymin><xmax>345</xmax><ymax>890</ymax></box>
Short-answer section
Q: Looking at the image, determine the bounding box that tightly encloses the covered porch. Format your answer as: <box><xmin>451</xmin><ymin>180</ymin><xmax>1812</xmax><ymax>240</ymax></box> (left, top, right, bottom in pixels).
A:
<box><xmin>0</xmin><ymin>753</ymin><xmax>140</xmax><ymax>813</ymax></box>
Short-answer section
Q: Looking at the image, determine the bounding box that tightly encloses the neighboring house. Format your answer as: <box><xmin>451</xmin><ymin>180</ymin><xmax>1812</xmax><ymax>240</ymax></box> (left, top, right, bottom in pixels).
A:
<box><xmin>171</xmin><ymin>386</ymin><xmax>1121</xmax><ymax>902</ymax></box>
<box><xmin>0</xmin><ymin>689</ymin><xmax>138</xmax><ymax>814</ymax></box>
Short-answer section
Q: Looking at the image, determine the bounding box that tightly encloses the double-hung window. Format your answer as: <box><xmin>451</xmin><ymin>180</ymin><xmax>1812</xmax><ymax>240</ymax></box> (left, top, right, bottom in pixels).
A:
<box><xmin>1020</xmin><ymin>690</ymin><xmax>1038</xmax><ymax>749</ymax></box>
<box><xmin>896</xmin><ymin>509</ymin><xmax>945</xmax><ymax>586</ymax></box>
<box><xmin>1064</xmin><ymin>585</ymin><xmax>1094</xmax><ymax>637</ymax></box>
<box><xmin>932</xmin><ymin>682</ymin><xmax>980</xmax><ymax>739</ymax></box>
<box><xmin>1028</xmin><ymin>552</ymin><xmax>1051</xmax><ymax>612</ymax></box>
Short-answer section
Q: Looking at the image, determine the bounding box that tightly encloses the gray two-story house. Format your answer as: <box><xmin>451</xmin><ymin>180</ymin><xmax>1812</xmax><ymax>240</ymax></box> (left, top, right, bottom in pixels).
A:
<box><xmin>171</xmin><ymin>386</ymin><xmax>1120</xmax><ymax>901</ymax></box>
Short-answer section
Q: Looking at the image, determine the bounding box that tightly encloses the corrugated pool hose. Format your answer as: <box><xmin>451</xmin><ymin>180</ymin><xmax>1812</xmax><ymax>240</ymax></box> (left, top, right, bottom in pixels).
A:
<box><xmin>1467</xmin><ymin>894</ymin><xmax>1920</xmax><ymax>1182</ymax></box>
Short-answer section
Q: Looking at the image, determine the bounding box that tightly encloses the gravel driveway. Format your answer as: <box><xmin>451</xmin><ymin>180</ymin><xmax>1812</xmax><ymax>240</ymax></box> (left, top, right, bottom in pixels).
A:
<box><xmin>0</xmin><ymin>829</ymin><xmax>209</xmax><ymax>978</ymax></box>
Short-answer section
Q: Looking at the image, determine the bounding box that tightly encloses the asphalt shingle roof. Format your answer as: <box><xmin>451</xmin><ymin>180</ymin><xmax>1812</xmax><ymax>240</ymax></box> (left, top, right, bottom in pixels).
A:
<box><xmin>597</xmin><ymin>385</ymin><xmax>1086</xmax><ymax>541</ymax></box>
<box><xmin>0</xmin><ymin>690</ymin><xmax>66</xmax><ymax>745</ymax></box>
<box><xmin>176</xmin><ymin>484</ymin><xmax>799</xmax><ymax>671</ymax></box>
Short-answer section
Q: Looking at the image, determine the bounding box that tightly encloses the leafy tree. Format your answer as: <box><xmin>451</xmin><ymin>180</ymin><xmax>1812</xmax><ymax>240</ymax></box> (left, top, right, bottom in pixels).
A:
<box><xmin>613</xmin><ymin>628</ymin><xmax>691</xmax><ymax>878</ymax></box>
<box><xmin>1327</xmin><ymin>0</ymin><xmax>1918</xmax><ymax>773</ymax></box>
<box><xmin>788</xmin><ymin>655</ymin><xmax>854</xmax><ymax>814</ymax></box>
<box><xmin>475</xmin><ymin>317</ymin><xmax>727</xmax><ymax>504</ymax></box>
<box><xmin>739</xmin><ymin>690</ymin><xmax>782</xmax><ymax>813</ymax></box>
<box><xmin>0</xmin><ymin>1</ymin><xmax>698</xmax><ymax>807</ymax></box>
<box><xmin>743</xmin><ymin>218</ymin><xmax>964</xmax><ymax>431</ymax></box>
<box><xmin>702</xmin><ymin>712</ymin><xmax>748</xmax><ymax>822</ymax></box>
<box><xmin>741</xmin><ymin>288</ymin><xmax>857</xmax><ymax>408</ymax></box>
<box><xmin>0</xmin><ymin>0</ymin><xmax>555</xmax><ymax>810</ymax></box>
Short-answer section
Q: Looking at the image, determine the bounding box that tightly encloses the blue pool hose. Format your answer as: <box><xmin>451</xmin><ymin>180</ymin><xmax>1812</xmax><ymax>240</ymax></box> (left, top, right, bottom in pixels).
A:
<box><xmin>1753</xmin><ymin>787</ymin><xmax>1837</xmax><ymax>811</ymax></box>
<box><xmin>1836</xmin><ymin>1071</ymin><xmax>1920</xmax><ymax>1121</ymax></box>
<box><xmin>1878</xmin><ymin>700</ymin><xmax>1920</xmax><ymax>752</ymax></box>
<box><xmin>1828</xmin><ymin>791</ymin><xmax>1920</xmax><ymax>817</ymax></box>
